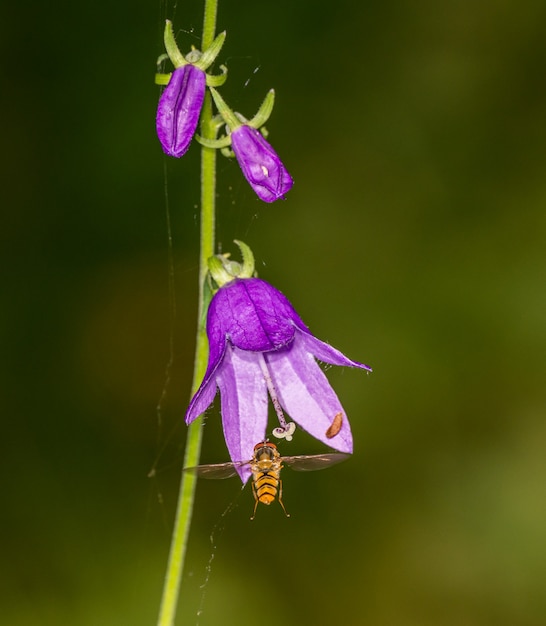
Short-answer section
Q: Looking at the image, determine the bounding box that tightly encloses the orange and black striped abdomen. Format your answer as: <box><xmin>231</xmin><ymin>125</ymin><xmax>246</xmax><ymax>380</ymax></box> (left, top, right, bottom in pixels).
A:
<box><xmin>252</xmin><ymin>466</ymin><xmax>281</xmax><ymax>506</ymax></box>
<box><xmin>249</xmin><ymin>442</ymin><xmax>287</xmax><ymax>519</ymax></box>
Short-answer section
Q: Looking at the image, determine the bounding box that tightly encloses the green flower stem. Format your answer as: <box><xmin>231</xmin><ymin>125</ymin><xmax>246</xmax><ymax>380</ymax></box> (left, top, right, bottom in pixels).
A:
<box><xmin>156</xmin><ymin>2</ymin><xmax>218</xmax><ymax>625</ymax></box>
<box><xmin>202</xmin><ymin>0</ymin><xmax>218</xmax><ymax>51</ymax></box>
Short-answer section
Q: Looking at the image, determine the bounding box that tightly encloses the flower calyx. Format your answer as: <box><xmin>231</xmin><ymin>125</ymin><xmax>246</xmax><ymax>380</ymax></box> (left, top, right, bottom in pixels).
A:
<box><xmin>155</xmin><ymin>20</ymin><xmax>227</xmax><ymax>87</ymax></box>
<box><xmin>208</xmin><ymin>240</ymin><xmax>256</xmax><ymax>291</ymax></box>
<box><xmin>196</xmin><ymin>88</ymin><xmax>275</xmax><ymax>150</ymax></box>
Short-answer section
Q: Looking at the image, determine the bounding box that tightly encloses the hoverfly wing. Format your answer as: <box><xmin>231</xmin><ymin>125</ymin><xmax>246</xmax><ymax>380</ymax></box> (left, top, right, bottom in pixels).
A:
<box><xmin>183</xmin><ymin>460</ymin><xmax>251</xmax><ymax>480</ymax></box>
<box><xmin>282</xmin><ymin>453</ymin><xmax>350</xmax><ymax>472</ymax></box>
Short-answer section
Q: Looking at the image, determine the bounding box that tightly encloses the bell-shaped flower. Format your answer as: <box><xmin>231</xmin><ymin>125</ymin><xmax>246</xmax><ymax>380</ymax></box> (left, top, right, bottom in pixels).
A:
<box><xmin>155</xmin><ymin>20</ymin><xmax>227</xmax><ymax>157</ymax></box>
<box><xmin>230</xmin><ymin>125</ymin><xmax>293</xmax><ymax>202</ymax></box>
<box><xmin>197</xmin><ymin>88</ymin><xmax>293</xmax><ymax>202</ymax></box>
<box><xmin>185</xmin><ymin>242</ymin><xmax>371</xmax><ymax>482</ymax></box>
<box><xmin>156</xmin><ymin>65</ymin><xmax>206</xmax><ymax>157</ymax></box>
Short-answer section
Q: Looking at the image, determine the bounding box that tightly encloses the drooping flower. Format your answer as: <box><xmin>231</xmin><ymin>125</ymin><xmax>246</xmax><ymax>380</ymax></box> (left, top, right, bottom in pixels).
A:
<box><xmin>197</xmin><ymin>88</ymin><xmax>293</xmax><ymax>203</ymax></box>
<box><xmin>155</xmin><ymin>20</ymin><xmax>227</xmax><ymax>157</ymax></box>
<box><xmin>230</xmin><ymin>125</ymin><xmax>293</xmax><ymax>202</ymax></box>
<box><xmin>156</xmin><ymin>65</ymin><xmax>206</xmax><ymax>158</ymax></box>
<box><xmin>185</xmin><ymin>242</ymin><xmax>371</xmax><ymax>482</ymax></box>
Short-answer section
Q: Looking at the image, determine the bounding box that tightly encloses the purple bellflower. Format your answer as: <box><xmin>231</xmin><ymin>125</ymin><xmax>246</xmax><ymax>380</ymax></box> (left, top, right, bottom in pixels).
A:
<box><xmin>185</xmin><ymin>242</ymin><xmax>371</xmax><ymax>482</ymax></box>
<box><xmin>230</xmin><ymin>125</ymin><xmax>293</xmax><ymax>202</ymax></box>
<box><xmin>155</xmin><ymin>21</ymin><xmax>227</xmax><ymax>158</ymax></box>
<box><xmin>156</xmin><ymin>65</ymin><xmax>206</xmax><ymax>158</ymax></box>
<box><xmin>197</xmin><ymin>88</ymin><xmax>293</xmax><ymax>202</ymax></box>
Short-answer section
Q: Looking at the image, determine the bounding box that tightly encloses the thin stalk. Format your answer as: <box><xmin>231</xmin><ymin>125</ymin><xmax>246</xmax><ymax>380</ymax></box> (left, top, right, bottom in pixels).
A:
<box><xmin>156</xmin><ymin>1</ymin><xmax>218</xmax><ymax>624</ymax></box>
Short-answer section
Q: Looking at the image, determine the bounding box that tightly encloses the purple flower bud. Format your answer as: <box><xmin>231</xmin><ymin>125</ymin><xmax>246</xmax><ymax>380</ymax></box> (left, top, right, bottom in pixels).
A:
<box><xmin>230</xmin><ymin>126</ymin><xmax>293</xmax><ymax>202</ymax></box>
<box><xmin>156</xmin><ymin>65</ymin><xmax>206</xmax><ymax>158</ymax></box>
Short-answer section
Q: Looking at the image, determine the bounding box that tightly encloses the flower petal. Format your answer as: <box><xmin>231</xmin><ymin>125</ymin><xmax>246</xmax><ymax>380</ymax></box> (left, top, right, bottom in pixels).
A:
<box><xmin>266</xmin><ymin>340</ymin><xmax>353</xmax><ymax>453</ymax></box>
<box><xmin>231</xmin><ymin>126</ymin><xmax>293</xmax><ymax>202</ymax></box>
<box><xmin>185</xmin><ymin>336</ymin><xmax>227</xmax><ymax>424</ymax></box>
<box><xmin>185</xmin><ymin>375</ymin><xmax>218</xmax><ymax>425</ymax></box>
<box><xmin>296</xmin><ymin>328</ymin><xmax>373</xmax><ymax>371</ymax></box>
<box><xmin>156</xmin><ymin>65</ymin><xmax>206</xmax><ymax>157</ymax></box>
<box><xmin>208</xmin><ymin>278</ymin><xmax>298</xmax><ymax>351</ymax></box>
<box><xmin>217</xmin><ymin>345</ymin><xmax>269</xmax><ymax>482</ymax></box>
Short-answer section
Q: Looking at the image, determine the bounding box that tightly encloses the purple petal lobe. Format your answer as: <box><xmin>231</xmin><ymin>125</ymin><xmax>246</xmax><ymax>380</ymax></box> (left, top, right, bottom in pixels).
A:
<box><xmin>297</xmin><ymin>328</ymin><xmax>373</xmax><ymax>371</ymax></box>
<box><xmin>217</xmin><ymin>345</ymin><xmax>269</xmax><ymax>482</ymax></box>
<box><xmin>231</xmin><ymin>126</ymin><xmax>293</xmax><ymax>202</ymax></box>
<box><xmin>185</xmin><ymin>336</ymin><xmax>228</xmax><ymax>425</ymax></box>
<box><xmin>266</xmin><ymin>339</ymin><xmax>353</xmax><ymax>453</ymax></box>
<box><xmin>185</xmin><ymin>374</ymin><xmax>218</xmax><ymax>425</ymax></box>
<box><xmin>207</xmin><ymin>278</ymin><xmax>300</xmax><ymax>352</ymax></box>
<box><xmin>156</xmin><ymin>65</ymin><xmax>206</xmax><ymax>157</ymax></box>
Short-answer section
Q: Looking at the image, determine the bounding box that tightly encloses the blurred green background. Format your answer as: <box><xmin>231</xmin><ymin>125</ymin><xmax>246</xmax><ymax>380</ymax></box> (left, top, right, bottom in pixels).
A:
<box><xmin>2</xmin><ymin>0</ymin><xmax>545</xmax><ymax>624</ymax></box>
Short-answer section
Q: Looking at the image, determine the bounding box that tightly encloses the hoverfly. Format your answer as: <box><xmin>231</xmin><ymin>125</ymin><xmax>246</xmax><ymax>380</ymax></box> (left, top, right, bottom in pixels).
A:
<box><xmin>185</xmin><ymin>441</ymin><xmax>349</xmax><ymax>519</ymax></box>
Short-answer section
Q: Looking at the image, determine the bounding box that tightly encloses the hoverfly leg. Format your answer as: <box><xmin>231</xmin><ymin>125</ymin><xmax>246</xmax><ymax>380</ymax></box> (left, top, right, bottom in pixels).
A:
<box><xmin>250</xmin><ymin>498</ymin><xmax>260</xmax><ymax>521</ymax></box>
<box><xmin>250</xmin><ymin>481</ymin><xmax>259</xmax><ymax>520</ymax></box>
<box><xmin>278</xmin><ymin>479</ymin><xmax>291</xmax><ymax>518</ymax></box>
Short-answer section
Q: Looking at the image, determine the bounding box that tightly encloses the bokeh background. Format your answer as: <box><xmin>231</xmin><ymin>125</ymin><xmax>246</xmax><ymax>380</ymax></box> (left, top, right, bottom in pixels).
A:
<box><xmin>2</xmin><ymin>1</ymin><xmax>545</xmax><ymax>624</ymax></box>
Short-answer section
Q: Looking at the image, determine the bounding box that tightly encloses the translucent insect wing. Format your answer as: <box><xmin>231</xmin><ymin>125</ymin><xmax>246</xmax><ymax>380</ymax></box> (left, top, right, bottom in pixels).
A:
<box><xmin>184</xmin><ymin>461</ymin><xmax>249</xmax><ymax>479</ymax></box>
<box><xmin>282</xmin><ymin>453</ymin><xmax>350</xmax><ymax>472</ymax></box>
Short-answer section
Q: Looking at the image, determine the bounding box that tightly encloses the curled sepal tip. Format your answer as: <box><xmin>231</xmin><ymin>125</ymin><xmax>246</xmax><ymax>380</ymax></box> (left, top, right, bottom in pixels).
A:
<box><xmin>208</xmin><ymin>240</ymin><xmax>256</xmax><ymax>290</ymax></box>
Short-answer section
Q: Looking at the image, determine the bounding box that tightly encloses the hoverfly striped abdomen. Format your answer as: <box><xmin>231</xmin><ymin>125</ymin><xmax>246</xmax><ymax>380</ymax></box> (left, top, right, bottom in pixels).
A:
<box><xmin>250</xmin><ymin>442</ymin><xmax>288</xmax><ymax>519</ymax></box>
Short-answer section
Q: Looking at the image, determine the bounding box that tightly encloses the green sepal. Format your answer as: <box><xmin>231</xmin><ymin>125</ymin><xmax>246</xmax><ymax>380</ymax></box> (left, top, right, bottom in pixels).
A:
<box><xmin>233</xmin><ymin>240</ymin><xmax>256</xmax><ymax>278</ymax></box>
<box><xmin>196</xmin><ymin>31</ymin><xmax>226</xmax><ymax>71</ymax></box>
<box><xmin>207</xmin><ymin>240</ymin><xmax>256</xmax><ymax>290</ymax></box>
<box><xmin>200</xmin><ymin>275</ymin><xmax>214</xmax><ymax>331</ymax></box>
<box><xmin>206</xmin><ymin>65</ymin><xmax>228</xmax><ymax>87</ymax></box>
<box><xmin>247</xmin><ymin>89</ymin><xmax>275</xmax><ymax>129</ymax></box>
<box><xmin>156</xmin><ymin>53</ymin><xmax>169</xmax><ymax>68</ymax></box>
<box><xmin>155</xmin><ymin>52</ymin><xmax>172</xmax><ymax>85</ymax></box>
<box><xmin>220</xmin><ymin>146</ymin><xmax>235</xmax><ymax>158</ymax></box>
<box><xmin>155</xmin><ymin>72</ymin><xmax>172</xmax><ymax>86</ymax></box>
<box><xmin>207</xmin><ymin>256</ymin><xmax>234</xmax><ymax>290</ymax></box>
<box><xmin>160</xmin><ymin>22</ymin><xmax>227</xmax><ymax>85</ymax></box>
<box><xmin>163</xmin><ymin>20</ymin><xmax>186</xmax><ymax>68</ymax></box>
<box><xmin>209</xmin><ymin>87</ymin><xmax>241</xmax><ymax>131</ymax></box>
<box><xmin>195</xmin><ymin>134</ymin><xmax>232</xmax><ymax>150</ymax></box>
<box><xmin>209</xmin><ymin>87</ymin><xmax>275</xmax><ymax>137</ymax></box>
